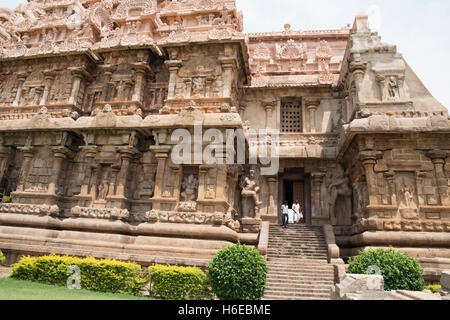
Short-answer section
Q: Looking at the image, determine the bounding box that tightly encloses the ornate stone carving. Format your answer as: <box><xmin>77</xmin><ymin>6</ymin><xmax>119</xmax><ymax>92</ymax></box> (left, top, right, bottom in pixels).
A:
<box><xmin>0</xmin><ymin>203</ymin><xmax>59</xmax><ymax>217</ymax></box>
<box><xmin>71</xmin><ymin>206</ymin><xmax>130</xmax><ymax>221</ymax></box>
<box><xmin>276</xmin><ymin>39</ymin><xmax>307</xmax><ymax>61</ymax></box>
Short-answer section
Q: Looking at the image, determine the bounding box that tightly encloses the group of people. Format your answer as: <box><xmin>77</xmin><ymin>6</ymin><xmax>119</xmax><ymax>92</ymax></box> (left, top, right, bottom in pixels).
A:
<box><xmin>281</xmin><ymin>200</ymin><xmax>304</xmax><ymax>228</ymax></box>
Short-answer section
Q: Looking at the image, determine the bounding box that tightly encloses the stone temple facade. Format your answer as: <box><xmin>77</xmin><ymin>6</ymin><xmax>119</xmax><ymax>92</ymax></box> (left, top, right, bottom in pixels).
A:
<box><xmin>0</xmin><ymin>0</ymin><xmax>449</xmax><ymax>282</ymax></box>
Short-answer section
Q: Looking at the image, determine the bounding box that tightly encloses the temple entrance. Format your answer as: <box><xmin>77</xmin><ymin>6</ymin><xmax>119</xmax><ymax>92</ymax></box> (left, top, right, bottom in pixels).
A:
<box><xmin>278</xmin><ymin>167</ymin><xmax>310</xmax><ymax>225</ymax></box>
<box><xmin>283</xmin><ymin>181</ymin><xmax>304</xmax><ymax>208</ymax></box>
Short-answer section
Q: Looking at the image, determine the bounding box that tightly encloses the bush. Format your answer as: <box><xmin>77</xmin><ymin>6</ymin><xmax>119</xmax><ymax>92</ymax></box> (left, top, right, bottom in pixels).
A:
<box><xmin>11</xmin><ymin>254</ymin><xmax>148</xmax><ymax>296</ymax></box>
<box><xmin>347</xmin><ymin>248</ymin><xmax>425</xmax><ymax>291</ymax></box>
<box><xmin>0</xmin><ymin>251</ymin><xmax>5</xmax><ymax>265</ymax></box>
<box><xmin>426</xmin><ymin>285</ymin><xmax>442</xmax><ymax>293</ymax></box>
<box><xmin>148</xmin><ymin>264</ymin><xmax>212</xmax><ymax>300</ymax></box>
<box><xmin>207</xmin><ymin>242</ymin><xmax>267</xmax><ymax>300</ymax></box>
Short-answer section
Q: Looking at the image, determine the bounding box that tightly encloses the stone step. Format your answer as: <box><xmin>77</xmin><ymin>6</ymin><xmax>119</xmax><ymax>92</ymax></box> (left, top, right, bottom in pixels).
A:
<box><xmin>264</xmin><ymin>288</ymin><xmax>331</xmax><ymax>296</ymax></box>
<box><xmin>263</xmin><ymin>293</ymin><xmax>331</xmax><ymax>300</ymax></box>
<box><xmin>266</xmin><ymin>275</ymin><xmax>334</xmax><ymax>282</ymax></box>
<box><xmin>267</xmin><ymin>248</ymin><xmax>328</xmax><ymax>253</ymax></box>
<box><xmin>267</xmin><ymin>271</ymin><xmax>334</xmax><ymax>278</ymax></box>
<box><xmin>266</xmin><ymin>261</ymin><xmax>332</xmax><ymax>268</ymax></box>
<box><xmin>266</xmin><ymin>283</ymin><xmax>333</xmax><ymax>291</ymax></box>
<box><xmin>267</xmin><ymin>255</ymin><xmax>328</xmax><ymax>260</ymax></box>
<box><xmin>267</xmin><ymin>278</ymin><xmax>334</xmax><ymax>285</ymax></box>
<box><xmin>267</xmin><ymin>263</ymin><xmax>333</xmax><ymax>270</ymax></box>
<box><xmin>263</xmin><ymin>295</ymin><xmax>330</xmax><ymax>301</ymax></box>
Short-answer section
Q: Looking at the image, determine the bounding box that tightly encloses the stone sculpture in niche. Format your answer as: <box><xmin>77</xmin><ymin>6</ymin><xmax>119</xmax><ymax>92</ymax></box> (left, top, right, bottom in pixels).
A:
<box><xmin>327</xmin><ymin>165</ymin><xmax>352</xmax><ymax>225</ymax></box>
<box><xmin>397</xmin><ymin>178</ymin><xmax>419</xmax><ymax>219</ymax></box>
<box><xmin>240</xmin><ymin>169</ymin><xmax>262</xmax><ymax>218</ymax></box>
<box><xmin>388</xmin><ymin>76</ymin><xmax>399</xmax><ymax>99</ymax></box>
<box><xmin>180</xmin><ymin>174</ymin><xmax>198</xmax><ymax>202</ymax></box>
<box><xmin>179</xmin><ymin>174</ymin><xmax>199</xmax><ymax>212</ymax></box>
<box><xmin>97</xmin><ymin>168</ymin><xmax>110</xmax><ymax>200</ymax></box>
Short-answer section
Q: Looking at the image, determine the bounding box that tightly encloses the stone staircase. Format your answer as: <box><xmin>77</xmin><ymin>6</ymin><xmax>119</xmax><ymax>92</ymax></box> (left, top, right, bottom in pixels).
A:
<box><xmin>263</xmin><ymin>224</ymin><xmax>335</xmax><ymax>300</ymax></box>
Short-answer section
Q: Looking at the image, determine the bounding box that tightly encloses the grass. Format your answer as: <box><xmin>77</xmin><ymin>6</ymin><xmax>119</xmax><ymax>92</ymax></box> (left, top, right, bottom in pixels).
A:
<box><xmin>0</xmin><ymin>278</ymin><xmax>153</xmax><ymax>300</ymax></box>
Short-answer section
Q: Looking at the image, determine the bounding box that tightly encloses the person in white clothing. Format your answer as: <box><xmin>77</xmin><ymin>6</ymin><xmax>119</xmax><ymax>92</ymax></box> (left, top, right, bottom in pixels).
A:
<box><xmin>292</xmin><ymin>200</ymin><xmax>301</xmax><ymax>224</ymax></box>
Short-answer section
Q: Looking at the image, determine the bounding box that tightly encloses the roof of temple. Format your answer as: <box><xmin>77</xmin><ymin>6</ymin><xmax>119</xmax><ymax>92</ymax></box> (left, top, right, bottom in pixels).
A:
<box><xmin>245</xmin><ymin>25</ymin><xmax>351</xmax><ymax>88</ymax></box>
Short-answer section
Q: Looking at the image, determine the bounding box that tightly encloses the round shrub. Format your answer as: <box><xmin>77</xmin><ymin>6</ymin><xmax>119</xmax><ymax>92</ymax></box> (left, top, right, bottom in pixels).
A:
<box><xmin>207</xmin><ymin>242</ymin><xmax>267</xmax><ymax>300</ymax></box>
<box><xmin>148</xmin><ymin>264</ymin><xmax>212</xmax><ymax>300</ymax></box>
<box><xmin>0</xmin><ymin>251</ymin><xmax>5</xmax><ymax>265</ymax></box>
<box><xmin>347</xmin><ymin>248</ymin><xmax>425</xmax><ymax>291</ymax></box>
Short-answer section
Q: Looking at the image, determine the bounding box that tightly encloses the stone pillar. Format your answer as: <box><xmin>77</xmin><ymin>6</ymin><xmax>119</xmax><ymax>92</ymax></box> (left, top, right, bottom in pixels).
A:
<box><xmin>215</xmin><ymin>164</ymin><xmax>227</xmax><ymax>201</ymax></box>
<box><xmin>79</xmin><ymin>146</ymin><xmax>98</xmax><ymax>197</ymax></box>
<box><xmin>219</xmin><ymin>57</ymin><xmax>237</xmax><ymax>99</ymax></box>
<box><xmin>165</xmin><ymin>60</ymin><xmax>182</xmax><ymax>100</ymax></box>
<box><xmin>101</xmin><ymin>67</ymin><xmax>114</xmax><ymax>102</ymax></box>
<box><xmin>305</xmin><ymin>98</ymin><xmax>320</xmax><ymax>133</ymax></box>
<box><xmin>131</xmin><ymin>66</ymin><xmax>147</xmax><ymax>102</ymax></box>
<box><xmin>375</xmin><ymin>74</ymin><xmax>387</xmax><ymax>102</ymax></box>
<box><xmin>428</xmin><ymin>150</ymin><xmax>449</xmax><ymax>206</ymax></box>
<box><xmin>239</xmin><ymin>102</ymin><xmax>247</xmax><ymax>119</ymax></box>
<box><xmin>311</xmin><ymin>172</ymin><xmax>325</xmax><ymax>218</ymax></box>
<box><xmin>40</xmin><ymin>71</ymin><xmax>55</xmax><ymax>106</ymax></box>
<box><xmin>198</xmin><ymin>165</ymin><xmax>209</xmax><ymax>201</ymax></box>
<box><xmin>349</xmin><ymin>62</ymin><xmax>367</xmax><ymax>104</ymax></box>
<box><xmin>150</xmin><ymin>145</ymin><xmax>171</xmax><ymax>199</ymax></box>
<box><xmin>68</xmin><ymin>68</ymin><xmax>86</xmax><ymax>106</ymax></box>
<box><xmin>16</xmin><ymin>147</ymin><xmax>35</xmax><ymax>192</ymax></box>
<box><xmin>384</xmin><ymin>171</ymin><xmax>397</xmax><ymax>206</ymax></box>
<box><xmin>48</xmin><ymin>146</ymin><xmax>73</xmax><ymax>195</ymax></box>
<box><xmin>359</xmin><ymin>151</ymin><xmax>381</xmax><ymax>206</ymax></box>
<box><xmin>415</xmin><ymin>171</ymin><xmax>427</xmax><ymax>207</ymax></box>
<box><xmin>266</xmin><ymin>176</ymin><xmax>278</xmax><ymax>217</ymax></box>
<box><xmin>13</xmin><ymin>73</ymin><xmax>28</xmax><ymax>107</ymax></box>
<box><xmin>263</xmin><ymin>99</ymin><xmax>277</xmax><ymax>130</ymax></box>
<box><xmin>108</xmin><ymin>165</ymin><xmax>120</xmax><ymax>197</ymax></box>
<box><xmin>115</xmin><ymin>147</ymin><xmax>137</xmax><ymax>198</ymax></box>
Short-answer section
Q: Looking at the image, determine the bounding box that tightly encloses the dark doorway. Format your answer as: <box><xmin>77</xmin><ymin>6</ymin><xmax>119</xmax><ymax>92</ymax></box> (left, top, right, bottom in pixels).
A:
<box><xmin>284</xmin><ymin>181</ymin><xmax>294</xmax><ymax>207</ymax></box>
<box><xmin>283</xmin><ymin>180</ymin><xmax>305</xmax><ymax>212</ymax></box>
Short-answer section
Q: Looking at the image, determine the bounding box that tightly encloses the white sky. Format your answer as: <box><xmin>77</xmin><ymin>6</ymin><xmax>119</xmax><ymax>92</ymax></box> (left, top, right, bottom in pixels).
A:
<box><xmin>2</xmin><ymin>0</ymin><xmax>449</xmax><ymax>110</ymax></box>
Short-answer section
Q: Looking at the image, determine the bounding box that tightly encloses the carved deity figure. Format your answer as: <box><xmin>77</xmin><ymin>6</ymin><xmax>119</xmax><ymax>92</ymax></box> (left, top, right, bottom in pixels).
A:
<box><xmin>181</xmin><ymin>174</ymin><xmax>198</xmax><ymax>202</ymax></box>
<box><xmin>97</xmin><ymin>169</ymin><xmax>110</xmax><ymax>200</ymax></box>
<box><xmin>388</xmin><ymin>76</ymin><xmax>399</xmax><ymax>99</ymax></box>
<box><xmin>327</xmin><ymin>165</ymin><xmax>352</xmax><ymax>224</ymax></box>
<box><xmin>192</xmin><ymin>77</ymin><xmax>204</xmax><ymax>97</ymax></box>
<box><xmin>240</xmin><ymin>169</ymin><xmax>262</xmax><ymax>217</ymax></box>
<box><xmin>399</xmin><ymin>183</ymin><xmax>416</xmax><ymax>209</ymax></box>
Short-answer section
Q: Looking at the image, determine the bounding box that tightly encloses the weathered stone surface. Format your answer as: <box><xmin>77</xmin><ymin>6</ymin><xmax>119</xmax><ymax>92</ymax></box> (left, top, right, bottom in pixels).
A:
<box><xmin>441</xmin><ymin>271</ymin><xmax>450</xmax><ymax>291</ymax></box>
<box><xmin>332</xmin><ymin>274</ymin><xmax>384</xmax><ymax>300</ymax></box>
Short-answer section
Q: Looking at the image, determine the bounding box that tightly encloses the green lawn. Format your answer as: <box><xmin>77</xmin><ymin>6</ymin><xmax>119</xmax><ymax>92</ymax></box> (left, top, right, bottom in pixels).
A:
<box><xmin>0</xmin><ymin>278</ymin><xmax>153</xmax><ymax>300</ymax></box>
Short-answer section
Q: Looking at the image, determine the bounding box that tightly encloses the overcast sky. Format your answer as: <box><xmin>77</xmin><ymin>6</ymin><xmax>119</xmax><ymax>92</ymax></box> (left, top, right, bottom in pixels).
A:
<box><xmin>2</xmin><ymin>0</ymin><xmax>449</xmax><ymax>110</ymax></box>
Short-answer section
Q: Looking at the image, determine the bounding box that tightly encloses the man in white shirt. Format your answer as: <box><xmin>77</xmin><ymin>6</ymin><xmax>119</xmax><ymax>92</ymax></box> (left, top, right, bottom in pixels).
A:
<box><xmin>281</xmin><ymin>201</ymin><xmax>289</xmax><ymax>228</ymax></box>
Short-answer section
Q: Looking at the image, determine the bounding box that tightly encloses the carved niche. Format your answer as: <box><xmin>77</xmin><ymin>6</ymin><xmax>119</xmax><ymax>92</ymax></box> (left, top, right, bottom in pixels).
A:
<box><xmin>395</xmin><ymin>172</ymin><xmax>419</xmax><ymax>219</ymax></box>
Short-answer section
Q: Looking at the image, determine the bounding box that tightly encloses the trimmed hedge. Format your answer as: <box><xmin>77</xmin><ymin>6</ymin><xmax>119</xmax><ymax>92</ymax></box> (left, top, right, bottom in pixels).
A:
<box><xmin>11</xmin><ymin>254</ymin><xmax>148</xmax><ymax>296</ymax></box>
<box><xmin>426</xmin><ymin>285</ymin><xmax>441</xmax><ymax>293</ymax></box>
<box><xmin>148</xmin><ymin>264</ymin><xmax>212</xmax><ymax>300</ymax></box>
<box><xmin>0</xmin><ymin>251</ymin><xmax>5</xmax><ymax>265</ymax></box>
<box><xmin>347</xmin><ymin>248</ymin><xmax>425</xmax><ymax>291</ymax></box>
<box><xmin>207</xmin><ymin>242</ymin><xmax>268</xmax><ymax>300</ymax></box>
